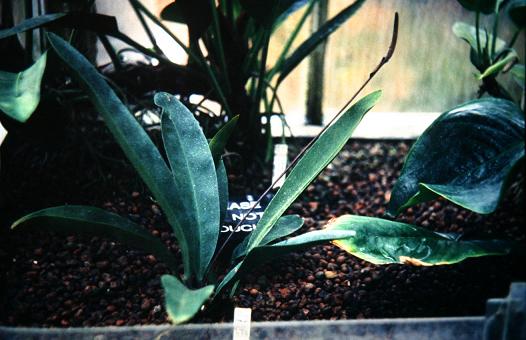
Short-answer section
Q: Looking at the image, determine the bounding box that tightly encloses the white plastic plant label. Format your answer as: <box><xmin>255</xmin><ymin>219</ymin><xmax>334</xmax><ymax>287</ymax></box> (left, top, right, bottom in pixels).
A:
<box><xmin>0</xmin><ymin>121</ymin><xmax>7</xmax><ymax>146</ymax></box>
<box><xmin>233</xmin><ymin>307</ymin><xmax>252</xmax><ymax>340</ymax></box>
<box><xmin>272</xmin><ymin>143</ymin><xmax>288</xmax><ymax>188</ymax></box>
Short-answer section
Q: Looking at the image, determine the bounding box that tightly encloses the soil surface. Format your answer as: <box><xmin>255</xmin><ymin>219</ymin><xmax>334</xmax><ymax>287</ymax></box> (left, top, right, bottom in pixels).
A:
<box><xmin>1</xmin><ymin>114</ymin><xmax>524</xmax><ymax>327</ymax></box>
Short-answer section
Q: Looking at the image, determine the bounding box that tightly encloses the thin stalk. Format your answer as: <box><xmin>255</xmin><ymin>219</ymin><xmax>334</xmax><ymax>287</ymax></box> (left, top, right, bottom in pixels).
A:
<box><xmin>98</xmin><ymin>34</ymin><xmax>123</xmax><ymax>70</ymax></box>
<box><xmin>209</xmin><ymin>0</ymin><xmax>231</xmax><ymax>94</ymax></box>
<box><xmin>490</xmin><ymin>2</ymin><xmax>500</xmax><ymax>60</ymax></box>
<box><xmin>251</xmin><ymin>30</ymin><xmax>271</xmax><ymax>126</ymax></box>
<box><xmin>209</xmin><ymin>12</ymin><xmax>399</xmax><ymax>272</ymax></box>
<box><xmin>242</xmin><ymin>30</ymin><xmax>265</xmax><ymax>77</ymax></box>
<box><xmin>268</xmin><ymin>0</ymin><xmax>318</xmax><ymax>80</ymax></box>
<box><xmin>129</xmin><ymin>0</ymin><xmax>233</xmax><ymax>117</ymax></box>
<box><xmin>475</xmin><ymin>11</ymin><xmax>481</xmax><ymax>58</ymax></box>
<box><xmin>129</xmin><ymin>0</ymin><xmax>163</xmax><ymax>55</ymax></box>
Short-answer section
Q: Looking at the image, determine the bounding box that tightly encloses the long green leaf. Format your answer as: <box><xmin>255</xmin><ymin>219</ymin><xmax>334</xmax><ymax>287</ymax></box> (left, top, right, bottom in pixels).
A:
<box><xmin>0</xmin><ymin>13</ymin><xmax>119</xmax><ymax>40</ymax></box>
<box><xmin>277</xmin><ymin>0</ymin><xmax>366</xmax><ymax>84</ymax></box>
<box><xmin>46</xmin><ymin>33</ymin><xmax>193</xmax><ymax>276</ymax></box>
<box><xmin>162</xmin><ymin>274</ymin><xmax>214</xmax><ymax>324</ymax></box>
<box><xmin>217</xmin><ymin>160</ymin><xmax>229</xmax><ymax>224</ymax></box>
<box><xmin>388</xmin><ymin>98</ymin><xmax>525</xmax><ymax>216</ymax></box>
<box><xmin>246</xmin><ymin>91</ymin><xmax>381</xmax><ymax>253</ymax></box>
<box><xmin>157</xmin><ymin>92</ymin><xmax>220</xmax><ymax>282</ymax></box>
<box><xmin>11</xmin><ymin>206</ymin><xmax>178</xmax><ymax>271</ymax></box>
<box><xmin>0</xmin><ymin>52</ymin><xmax>46</xmax><ymax>122</ymax></box>
<box><xmin>232</xmin><ymin>214</ymin><xmax>304</xmax><ymax>260</ymax></box>
<box><xmin>216</xmin><ymin>229</ymin><xmax>358</xmax><ymax>295</ymax></box>
<box><xmin>0</xmin><ymin>14</ymin><xmax>65</xmax><ymax>39</ymax></box>
<box><xmin>479</xmin><ymin>53</ymin><xmax>518</xmax><ymax>79</ymax></box>
<box><xmin>326</xmin><ymin>215</ymin><xmax>513</xmax><ymax>265</ymax></box>
<box><xmin>208</xmin><ymin>115</ymin><xmax>239</xmax><ymax>165</ymax></box>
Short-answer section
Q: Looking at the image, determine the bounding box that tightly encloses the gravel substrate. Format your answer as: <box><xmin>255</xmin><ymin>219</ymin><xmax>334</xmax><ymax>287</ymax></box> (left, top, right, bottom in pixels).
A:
<box><xmin>1</xmin><ymin>120</ymin><xmax>524</xmax><ymax>327</ymax></box>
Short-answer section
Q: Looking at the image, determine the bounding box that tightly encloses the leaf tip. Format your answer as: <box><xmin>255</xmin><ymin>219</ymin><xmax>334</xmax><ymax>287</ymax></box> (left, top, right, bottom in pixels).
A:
<box><xmin>154</xmin><ymin>92</ymin><xmax>172</xmax><ymax>107</ymax></box>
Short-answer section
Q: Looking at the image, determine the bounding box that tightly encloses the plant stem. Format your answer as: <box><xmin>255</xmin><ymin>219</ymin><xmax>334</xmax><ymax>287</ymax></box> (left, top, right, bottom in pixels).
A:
<box><xmin>209</xmin><ymin>12</ymin><xmax>399</xmax><ymax>272</ymax></box>
<box><xmin>475</xmin><ymin>11</ymin><xmax>481</xmax><ymax>58</ymax></box>
<box><xmin>251</xmin><ymin>30</ymin><xmax>271</xmax><ymax>130</ymax></box>
<box><xmin>129</xmin><ymin>0</ymin><xmax>163</xmax><ymax>55</ymax></box>
<box><xmin>98</xmin><ymin>34</ymin><xmax>123</xmax><ymax>70</ymax></box>
<box><xmin>209</xmin><ymin>0</ymin><xmax>231</xmax><ymax>94</ymax></box>
<box><xmin>268</xmin><ymin>0</ymin><xmax>318</xmax><ymax>80</ymax></box>
<box><xmin>490</xmin><ymin>2</ymin><xmax>500</xmax><ymax>61</ymax></box>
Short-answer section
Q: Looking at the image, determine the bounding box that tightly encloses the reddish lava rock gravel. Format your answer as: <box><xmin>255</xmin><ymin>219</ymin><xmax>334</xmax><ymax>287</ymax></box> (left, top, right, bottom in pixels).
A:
<box><xmin>0</xmin><ymin>120</ymin><xmax>524</xmax><ymax>326</ymax></box>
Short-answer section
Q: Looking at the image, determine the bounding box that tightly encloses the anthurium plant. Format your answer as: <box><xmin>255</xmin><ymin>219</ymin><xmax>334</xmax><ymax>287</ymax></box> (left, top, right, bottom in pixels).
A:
<box><xmin>388</xmin><ymin>0</ymin><xmax>525</xmax><ymax>216</ymax></box>
<box><xmin>10</xmin><ymin>31</ymin><xmax>515</xmax><ymax>324</ymax></box>
<box><xmin>452</xmin><ymin>0</ymin><xmax>525</xmax><ymax>101</ymax></box>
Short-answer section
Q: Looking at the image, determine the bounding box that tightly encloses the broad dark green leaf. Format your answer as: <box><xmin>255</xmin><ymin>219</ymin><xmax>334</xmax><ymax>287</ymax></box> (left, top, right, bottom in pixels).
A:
<box><xmin>46</xmin><ymin>33</ymin><xmax>193</xmax><ymax>277</ymax></box>
<box><xmin>277</xmin><ymin>0</ymin><xmax>366</xmax><ymax>84</ymax></box>
<box><xmin>232</xmin><ymin>214</ymin><xmax>304</xmax><ymax>260</ymax></box>
<box><xmin>388</xmin><ymin>98</ymin><xmax>525</xmax><ymax>216</ymax></box>
<box><xmin>511</xmin><ymin>64</ymin><xmax>525</xmax><ymax>88</ymax></box>
<box><xmin>11</xmin><ymin>206</ymin><xmax>178</xmax><ymax>271</ymax></box>
<box><xmin>507</xmin><ymin>0</ymin><xmax>526</xmax><ymax>27</ymax></box>
<box><xmin>0</xmin><ymin>52</ymin><xmax>46</xmax><ymax>122</ymax></box>
<box><xmin>216</xmin><ymin>229</ymin><xmax>358</xmax><ymax>295</ymax></box>
<box><xmin>162</xmin><ymin>274</ymin><xmax>214</xmax><ymax>324</ymax></box>
<box><xmin>157</xmin><ymin>92</ymin><xmax>220</xmax><ymax>283</ymax></box>
<box><xmin>457</xmin><ymin>0</ymin><xmax>499</xmax><ymax>14</ymax></box>
<box><xmin>326</xmin><ymin>215</ymin><xmax>513</xmax><ymax>265</ymax></box>
<box><xmin>0</xmin><ymin>13</ymin><xmax>118</xmax><ymax>40</ymax></box>
<box><xmin>241</xmin><ymin>0</ymin><xmax>309</xmax><ymax>28</ymax></box>
<box><xmin>208</xmin><ymin>115</ymin><xmax>239</xmax><ymax>165</ymax></box>
<box><xmin>160</xmin><ymin>0</ymin><xmax>212</xmax><ymax>38</ymax></box>
<box><xmin>246</xmin><ymin>91</ymin><xmax>381</xmax><ymax>253</ymax></box>
<box><xmin>420</xmin><ymin>142</ymin><xmax>524</xmax><ymax>214</ymax></box>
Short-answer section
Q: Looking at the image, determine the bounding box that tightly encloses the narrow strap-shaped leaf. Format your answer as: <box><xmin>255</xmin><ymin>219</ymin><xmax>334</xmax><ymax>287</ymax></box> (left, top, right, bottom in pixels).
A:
<box><xmin>157</xmin><ymin>92</ymin><xmax>219</xmax><ymax>282</ymax></box>
<box><xmin>479</xmin><ymin>53</ymin><xmax>518</xmax><ymax>79</ymax></box>
<box><xmin>325</xmin><ymin>215</ymin><xmax>514</xmax><ymax>265</ymax></box>
<box><xmin>0</xmin><ymin>52</ymin><xmax>47</xmax><ymax>122</ymax></box>
<box><xmin>388</xmin><ymin>98</ymin><xmax>525</xmax><ymax>216</ymax></box>
<box><xmin>208</xmin><ymin>115</ymin><xmax>239</xmax><ymax>166</ymax></box>
<box><xmin>246</xmin><ymin>91</ymin><xmax>381</xmax><ymax>253</ymax></box>
<box><xmin>232</xmin><ymin>214</ymin><xmax>304</xmax><ymax>260</ymax></box>
<box><xmin>0</xmin><ymin>14</ymin><xmax>65</xmax><ymax>39</ymax></box>
<box><xmin>216</xmin><ymin>229</ymin><xmax>358</xmax><ymax>295</ymax></box>
<box><xmin>0</xmin><ymin>13</ymin><xmax>119</xmax><ymax>40</ymax></box>
<box><xmin>161</xmin><ymin>274</ymin><xmax>214</xmax><ymax>324</ymax></box>
<box><xmin>46</xmin><ymin>33</ymin><xmax>191</xmax><ymax>276</ymax></box>
<box><xmin>217</xmin><ymin>160</ymin><xmax>229</xmax><ymax>224</ymax></box>
<box><xmin>11</xmin><ymin>206</ymin><xmax>178</xmax><ymax>271</ymax></box>
<box><xmin>277</xmin><ymin>0</ymin><xmax>366</xmax><ymax>84</ymax></box>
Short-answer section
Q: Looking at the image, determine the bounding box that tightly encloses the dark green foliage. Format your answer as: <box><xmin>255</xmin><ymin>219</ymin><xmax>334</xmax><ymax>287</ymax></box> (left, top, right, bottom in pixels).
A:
<box><xmin>389</xmin><ymin>98</ymin><xmax>524</xmax><ymax>215</ymax></box>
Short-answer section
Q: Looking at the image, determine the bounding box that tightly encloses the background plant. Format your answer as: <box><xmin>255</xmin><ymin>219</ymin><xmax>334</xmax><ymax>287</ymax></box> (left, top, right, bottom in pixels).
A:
<box><xmin>388</xmin><ymin>0</ymin><xmax>525</xmax><ymax>217</ymax></box>
<box><xmin>453</xmin><ymin>0</ymin><xmax>525</xmax><ymax>104</ymax></box>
